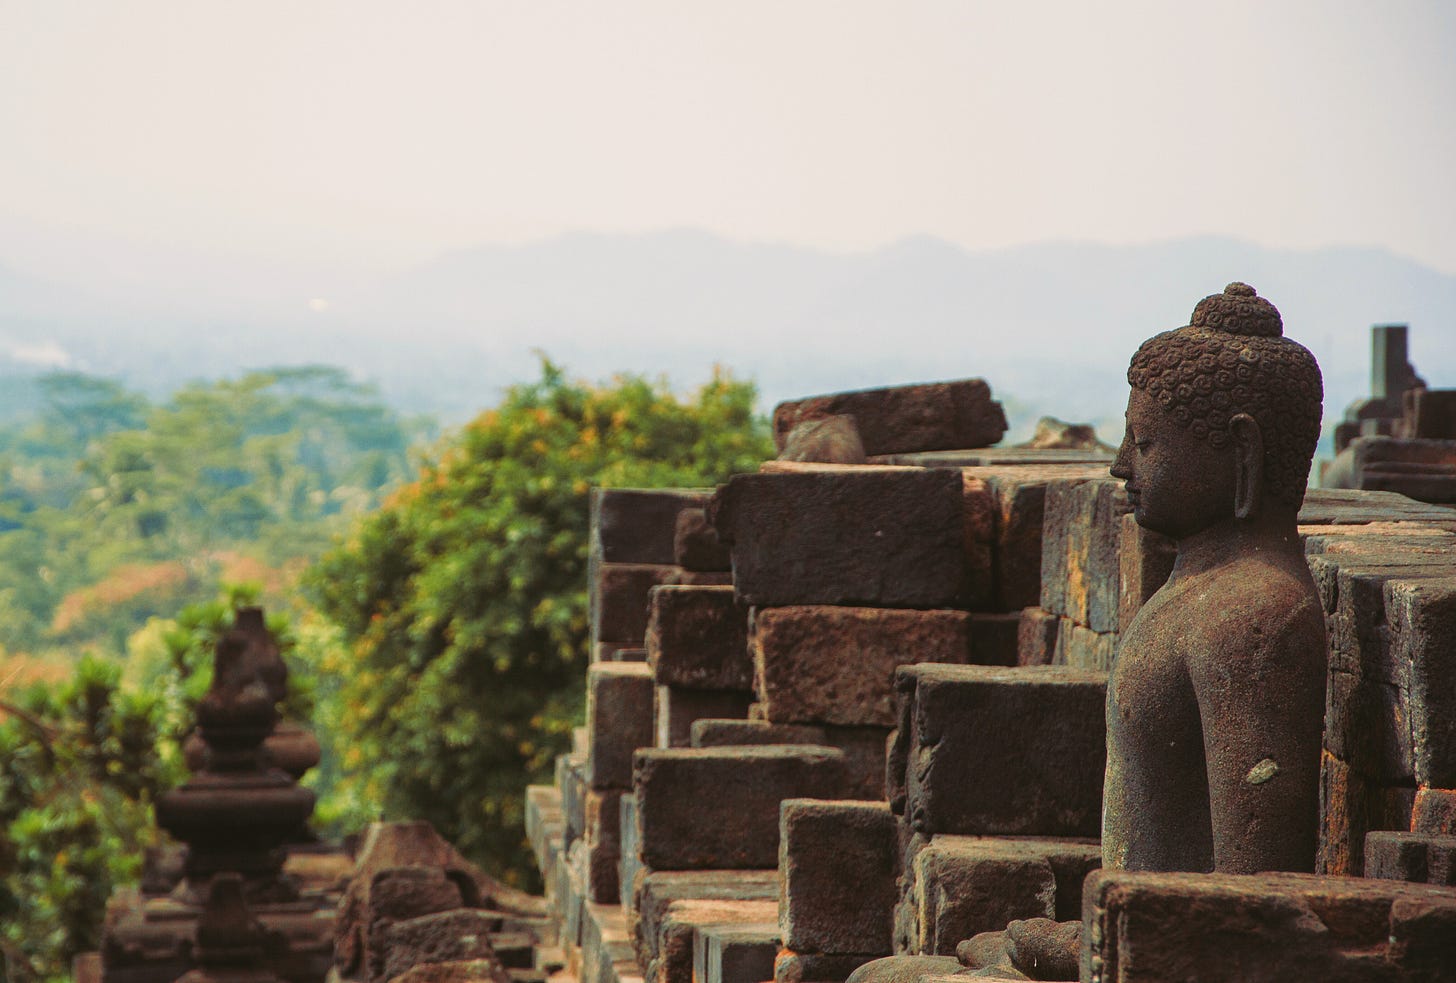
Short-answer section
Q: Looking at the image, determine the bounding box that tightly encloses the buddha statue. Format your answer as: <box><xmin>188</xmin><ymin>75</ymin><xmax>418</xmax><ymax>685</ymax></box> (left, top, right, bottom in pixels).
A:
<box><xmin>852</xmin><ymin>283</ymin><xmax>1328</xmax><ymax>982</ymax></box>
<box><xmin>1103</xmin><ymin>281</ymin><xmax>1326</xmax><ymax>876</ymax></box>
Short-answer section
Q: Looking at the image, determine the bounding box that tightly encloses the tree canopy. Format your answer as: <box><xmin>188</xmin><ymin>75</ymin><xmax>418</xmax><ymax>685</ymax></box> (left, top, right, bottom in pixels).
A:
<box><xmin>309</xmin><ymin>361</ymin><xmax>772</xmax><ymax>883</ymax></box>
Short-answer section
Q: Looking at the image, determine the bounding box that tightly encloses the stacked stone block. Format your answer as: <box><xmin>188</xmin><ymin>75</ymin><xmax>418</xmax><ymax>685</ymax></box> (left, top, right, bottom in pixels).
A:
<box><xmin>590</xmin><ymin>489</ymin><xmax>720</xmax><ymax>663</ymax></box>
<box><xmin>886</xmin><ymin>663</ymin><xmax>1107</xmax><ymax>957</ymax></box>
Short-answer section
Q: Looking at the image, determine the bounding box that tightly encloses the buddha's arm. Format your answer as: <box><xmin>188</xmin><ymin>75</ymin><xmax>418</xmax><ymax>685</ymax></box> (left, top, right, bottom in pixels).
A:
<box><xmin>1192</xmin><ymin>602</ymin><xmax>1326</xmax><ymax>874</ymax></box>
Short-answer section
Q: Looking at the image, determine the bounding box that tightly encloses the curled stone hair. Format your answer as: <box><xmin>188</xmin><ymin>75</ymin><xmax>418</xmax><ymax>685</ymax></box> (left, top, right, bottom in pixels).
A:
<box><xmin>1127</xmin><ymin>282</ymin><xmax>1323</xmax><ymax>506</ymax></box>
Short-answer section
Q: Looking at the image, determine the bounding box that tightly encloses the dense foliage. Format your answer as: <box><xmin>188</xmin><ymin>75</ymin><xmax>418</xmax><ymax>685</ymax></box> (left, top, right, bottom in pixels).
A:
<box><xmin>0</xmin><ymin>596</ymin><xmax>322</xmax><ymax>983</ymax></box>
<box><xmin>0</xmin><ymin>366</ymin><xmax>423</xmax><ymax>660</ymax></box>
<box><xmin>310</xmin><ymin>361</ymin><xmax>772</xmax><ymax>883</ymax></box>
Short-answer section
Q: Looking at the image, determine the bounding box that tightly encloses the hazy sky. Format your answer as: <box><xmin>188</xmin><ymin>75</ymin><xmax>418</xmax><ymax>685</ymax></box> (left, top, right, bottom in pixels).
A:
<box><xmin>3</xmin><ymin>1</ymin><xmax>1455</xmax><ymax>278</ymax></box>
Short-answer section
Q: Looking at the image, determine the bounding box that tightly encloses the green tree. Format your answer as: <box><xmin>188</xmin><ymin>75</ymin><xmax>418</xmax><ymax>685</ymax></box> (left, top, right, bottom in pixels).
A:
<box><xmin>309</xmin><ymin>361</ymin><xmax>771</xmax><ymax>884</ymax></box>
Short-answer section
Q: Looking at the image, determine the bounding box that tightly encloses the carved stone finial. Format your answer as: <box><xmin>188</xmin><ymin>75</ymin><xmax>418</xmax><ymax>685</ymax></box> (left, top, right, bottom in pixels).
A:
<box><xmin>156</xmin><ymin>608</ymin><xmax>315</xmax><ymax>904</ymax></box>
<box><xmin>175</xmin><ymin>874</ymin><xmax>280</xmax><ymax>983</ymax></box>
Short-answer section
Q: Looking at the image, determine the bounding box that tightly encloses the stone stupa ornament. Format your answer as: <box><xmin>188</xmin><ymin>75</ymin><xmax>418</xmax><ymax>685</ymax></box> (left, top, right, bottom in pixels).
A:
<box><xmin>156</xmin><ymin>608</ymin><xmax>316</xmax><ymax>905</ymax></box>
<box><xmin>174</xmin><ymin>873</ymin><xmax>282</xmax><ymax>983</ymax></box>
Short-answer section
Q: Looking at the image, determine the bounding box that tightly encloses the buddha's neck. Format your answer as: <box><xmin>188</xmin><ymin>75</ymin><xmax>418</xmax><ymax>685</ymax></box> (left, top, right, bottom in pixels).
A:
<box><xmin>1169</xmin><ymin>505</ymin><xmax>1303</xmax><ymax>581</ymax></box>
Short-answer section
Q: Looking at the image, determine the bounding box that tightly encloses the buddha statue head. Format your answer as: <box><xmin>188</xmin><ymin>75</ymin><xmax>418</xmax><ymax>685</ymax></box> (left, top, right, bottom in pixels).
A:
<box><xmin>1112</xmin><ymin>282</ymin><xmax>1323</xmax><ymax>539</ymax></box>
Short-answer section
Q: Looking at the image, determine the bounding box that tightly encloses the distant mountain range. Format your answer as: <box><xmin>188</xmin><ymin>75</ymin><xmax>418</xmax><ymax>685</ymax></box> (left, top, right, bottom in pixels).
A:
<box><xmin>1</xmin><ymin>230</ymin><xmax>1452</xmax><ymax>442</ymax></box>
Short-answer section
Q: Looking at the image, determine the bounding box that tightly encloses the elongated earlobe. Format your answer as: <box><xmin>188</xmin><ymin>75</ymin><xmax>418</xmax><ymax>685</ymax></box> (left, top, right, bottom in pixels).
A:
<box><xmin>1230</xmin><ymin>413</ymin><xmax>1264</xmax><ymax>520</ymax></box>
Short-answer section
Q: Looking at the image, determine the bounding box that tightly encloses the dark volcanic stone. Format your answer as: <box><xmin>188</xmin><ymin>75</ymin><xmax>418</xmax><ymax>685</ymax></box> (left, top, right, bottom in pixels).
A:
<box><xmin>633</xmin><ymin>746</ymin><xmax>852</xmax><ymax>870</ymax></box>
<box><xmin>646</xmin><ymin>585</ymin><xmax>752</xmax><ymax>691</ymax></box>
<box><xmin>900</xmin><ymin>664</ymin><xmax>1106</xmax><ymax>838</ymax></box>
<box><xmin>772</xmin><ymin>379</ymin><xmax>1008</xmax><ymax>456</ymax></box>
<box><xmin>585</xmin><ymin>663</ymin><xmax>654</xmax><ymax>790</ymax></box>
<box><xmin>779</xmin><ymin>799</ymin><xmax>896</xmax><ymax>956</ymax></box>
<box><xmin>591</xmin><ymin>488</ymin><xmax>712</xmax><ymax>565</ymax></box>
<box><xmin>711</xmin><ymin>469</ymin><xmax>967</xmax><ymax>609</ymax></box>
<box><xmin>674</xmin><ymin>507</ymin><xmax>732</xmax><ymax>572</ymax></box>
<box><xmin>752</xmin><ymin>606</ymin><xmax>974</xmax><ymax>727</ymax></box>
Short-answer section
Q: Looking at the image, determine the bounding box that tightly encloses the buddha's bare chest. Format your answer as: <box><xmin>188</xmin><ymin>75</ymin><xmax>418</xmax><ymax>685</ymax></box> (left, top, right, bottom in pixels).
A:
<box><xmin>1108</xmin><ymin>600</ymin><xmax>1205</xmax><ymax>767</ymax></box>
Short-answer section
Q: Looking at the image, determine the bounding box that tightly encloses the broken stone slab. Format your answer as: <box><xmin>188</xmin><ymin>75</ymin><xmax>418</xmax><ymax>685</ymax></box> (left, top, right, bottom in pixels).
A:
<box><xmin>633</xmin><ymin>746</ymin><xmax>852</xmax><ymax>870</ymax></box>
<box><xmin>654</xmin><ymin>686</ymin><xmax>754</xmax><ymax>748</ymax></box>
<box><xmin>645</xmin><ymin>586</ymin><xmax>752</xmax><ymax>691</ymax></box>
<box><xmin>772</xmin><ymin>379</ymin><xmax>1008</xmax><ymax>457</ymax></box>
<box><xmin>1015</xmin><ymin>607</ymin><xmax>1059</xmax><ymax>667</ymax></box>
<box><xmin>354</xmin><ymin>867</ymin><xmax>467</xmax><ymax>983</ymax></box>
<box><xmin>711</xmin><ymin>469</ymin><xmax>967</xmax><ymax>609</ymax></box>
<box><xmin>674</xmin><ymin>507</ymin><xmax>732</xmax><ymax>572</ymax></box>
<box><xmin>961</xmin><ymin>465</ymin><xmax>1112</xmax><ymax>612</ymax></box>
<box><xmin>779</xmin><ymin>414</ymin><xmax>869</xmax><ymax>465</ymax></box>
<box><xmin>1365</xmin><ymin>830</ymin><xmax>1456</xmax><ymax>886</ymax></box>
<box><xmin>1082</xmin><ymin>869</ymin><xmax>1456</xmax><ymax>983</ymax></box>
<box><xmin>690</xmin><ymin>719</ymin><xmax>830</xmax><ymax>748</ymax></box>
<box><xmin>779</xmin><ymin>800</ymin><xmax>897</xmax><ymax>957</ymax></box>
<box><xmin>652</xmin><ymin>899</ymin><xmax>779</xmax><ymax>983</ymax></box>
<box><xmin>693</xmin><ymin>922</ymin><xmax>780</xmax><ymax>983</ymax></box>
<box><xmin>898</xmin><ymin>664</ymin><xmax>1106</xmax><ymax>838</ymax></box>
<box><xmin>593</xmin><ymin>564</ymin><xmax>680</xmax><ymax>646</ymax></box>
<box><xmin>631</xmin><ymin>870</ymin><xmax>780</xmax><ymax>970</ymax></box>
<box><xmin>910</xmin><ymin>835</ymin><xmax>1100</xmax><ymax>956</ymax></box>
<box><xmin>587</xmin><ymin>663</ymin><xmax>656</xmax><ymax>790</ymax></box>
<box><xmin>1116</xmin><ymin>514</ymin><xmax>1177</xmax><ymax>634</ymax></box>
<box><xmin>383</xmin><ymin>908</ymin><xmax>509</xmax><ymax>983</ymax></box>
<box><xmin>752</xmin><ymin>606</ymin><xmax>975</xmax><ymax>728</ymax></box>
<box><xmin>591</xmin><ymin>488</ymin><xmax>714</xmax><ymax>566</ymax></box>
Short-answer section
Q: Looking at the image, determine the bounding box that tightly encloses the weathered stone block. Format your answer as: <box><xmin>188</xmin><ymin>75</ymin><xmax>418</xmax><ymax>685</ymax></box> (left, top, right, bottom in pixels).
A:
<box><xmin>1058</xmin><ymin>623</ymin><xmax>1116</xmax><ymax>672</ymax></box>
<box><xmin>593</xmin><ymin>563</ymin><xmax>679</xmax><ymax>645</ymax></box>
<box><xmin>1318</xmin><ymin>749</ymin><xmax>1416</xmax><ymax>878</ymax></box>
<box><xmin>1365</xmin><ymin>830</ymin><xmax>1456</xmax><ymax>885</ymax></box>
<box><xmin>779</xmin><ymin>800</ymin><xmax>896</xmax><ymax>956</ymax></box>
<box><xmin>1387</xmin><ymin>577</ymin><xmax>1456</xmax><ymax>788</ymax></box>
<box><xmin>634</xmin><ymin>746</ymin><xmax>851</xmax><ymax>870</ymax></box>
<box><xmin>711</xmin><ymin>470</ymin><xmax>966</xmax><ymax>609</ymax></box>
<box><xmin>655</xmin><ymin>686</ymin><xmax>753</xmax><ymax>748</ymax></box>
<box><xmin>1040</xmin><ymin>479</ymin><xmax>1127</xmax><ymax>632</ymax></box>
<box><xmin>587</xmin><ymin>663</ymin><xmax>655</xmax><ymax>789</ymax></box>
<box><xmin>900</xmin><ymin>664</ymin><xmax>1106</xmax><ymax>837</ymax></box>
<box><xmin>653</xmin><ymin>899</ymin><xmax>779</xmax><ymax>983</ymax></box>
<box><xmin>363</xmin><ymin>868</ymin><xmax>467</xmax><ymax>983</ymax></box>
<box><xmin>632</xmin><ymin>870</ymin><xmax>779</xmax><ymax>969</ymax></box>
<box><xmin>691</xmin><ymin>719</ymin><xmax>829</xmax><ymax>748</ymax></box>
<box><xmin>1413</xmin><ymin>788</ymin><xmax>1456</xmax><ymax>835</ymax></box>
<box><xmin>582</xmin><ymin>787</ymin><xmax>623</xmax><ymax>903</ymax></box>
<box><xmin>693</xmin><ymin>922</ymin><xmax>779</xmax><ymax>983</ymax></box>
<box><xmin>675</xmin><ymin>507</ymin><xmax>732</xmax><ymax>572</ymax></box>
<box><xmin>645</xmin><ymin>586</ymin><xmax>751</xmax><ymax>691</ymax></box>
<box><xmin>580</xmin><ymin>900</ymin><xmax>635</xmax><ymax>983</ymax></box>
<box><xmin>1118</xmin><ymin>513</ymin><xmax>1176</xmax><ymax>633</ymax></box>
<box><xmin>909</xmin><ymin>835</ymin><xmax>1100</xmax><ymax>955</ymax></box>
<box><xmin>963</xmin><ymin>465</ymin><xmax>1110</xmax><ymax>612</ymax></box>
<box><xmin>592</xmin><ymin>488</ymin><xmax>712</xmax><ymax>565</ymax></box>
<box><xmin>966</xmin><ymin>612</ymin><xmax>1020</xmax><ymax>667</ymax></box>
<box><xmin>823</xmin><ymin>724</ymin><xmax>893</xmax><ymax>802</ymax></box>
<box><xmin>753</xmin><ymin>606</ymin><xmax>974</xmax><ymax>727</ymax></box>
<box><xmin>383</xmin><ymin>909</ymin><xmax>507</xmax><ymax>983</ymax></box>
<box><xmin>1082</xmin><ymin>869</ymin><xmax>1456</xmax><ymax>983</ymax></box>
<box><xmin>1016</xmin><ymin>607</ymin><xmax>1059</xmax><ymax>667</ymax></box>
<box><xmin>771</xmin><ymin>379</ymin><xmax>1007</xmax><ymax>456</ymax></box>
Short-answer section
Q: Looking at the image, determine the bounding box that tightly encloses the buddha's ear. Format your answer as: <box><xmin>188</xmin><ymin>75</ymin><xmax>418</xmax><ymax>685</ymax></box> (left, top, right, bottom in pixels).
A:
<box><xmin>1229</xmin><ymin>413</ymin><xmax>1263</xmax><ymax>520</ymax></box>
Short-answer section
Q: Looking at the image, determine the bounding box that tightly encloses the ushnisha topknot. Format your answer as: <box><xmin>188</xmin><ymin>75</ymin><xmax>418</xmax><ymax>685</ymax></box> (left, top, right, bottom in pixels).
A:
<box><xmin>1189</xmin><ymin>281</ymin><xmax>1283</xmax><ymax>338</ymax></box>
<box><xmin>1126</xmin><ymin>282</ymin><xmax>1323</xmax><ymax>506</ymax></box>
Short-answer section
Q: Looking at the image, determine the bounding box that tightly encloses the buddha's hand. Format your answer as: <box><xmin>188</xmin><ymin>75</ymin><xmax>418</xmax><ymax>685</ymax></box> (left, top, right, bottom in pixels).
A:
<box><xmin>955</xmin><ymin>919</ymin><xmax>1080</xmax><ymax>981</ymax></box>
